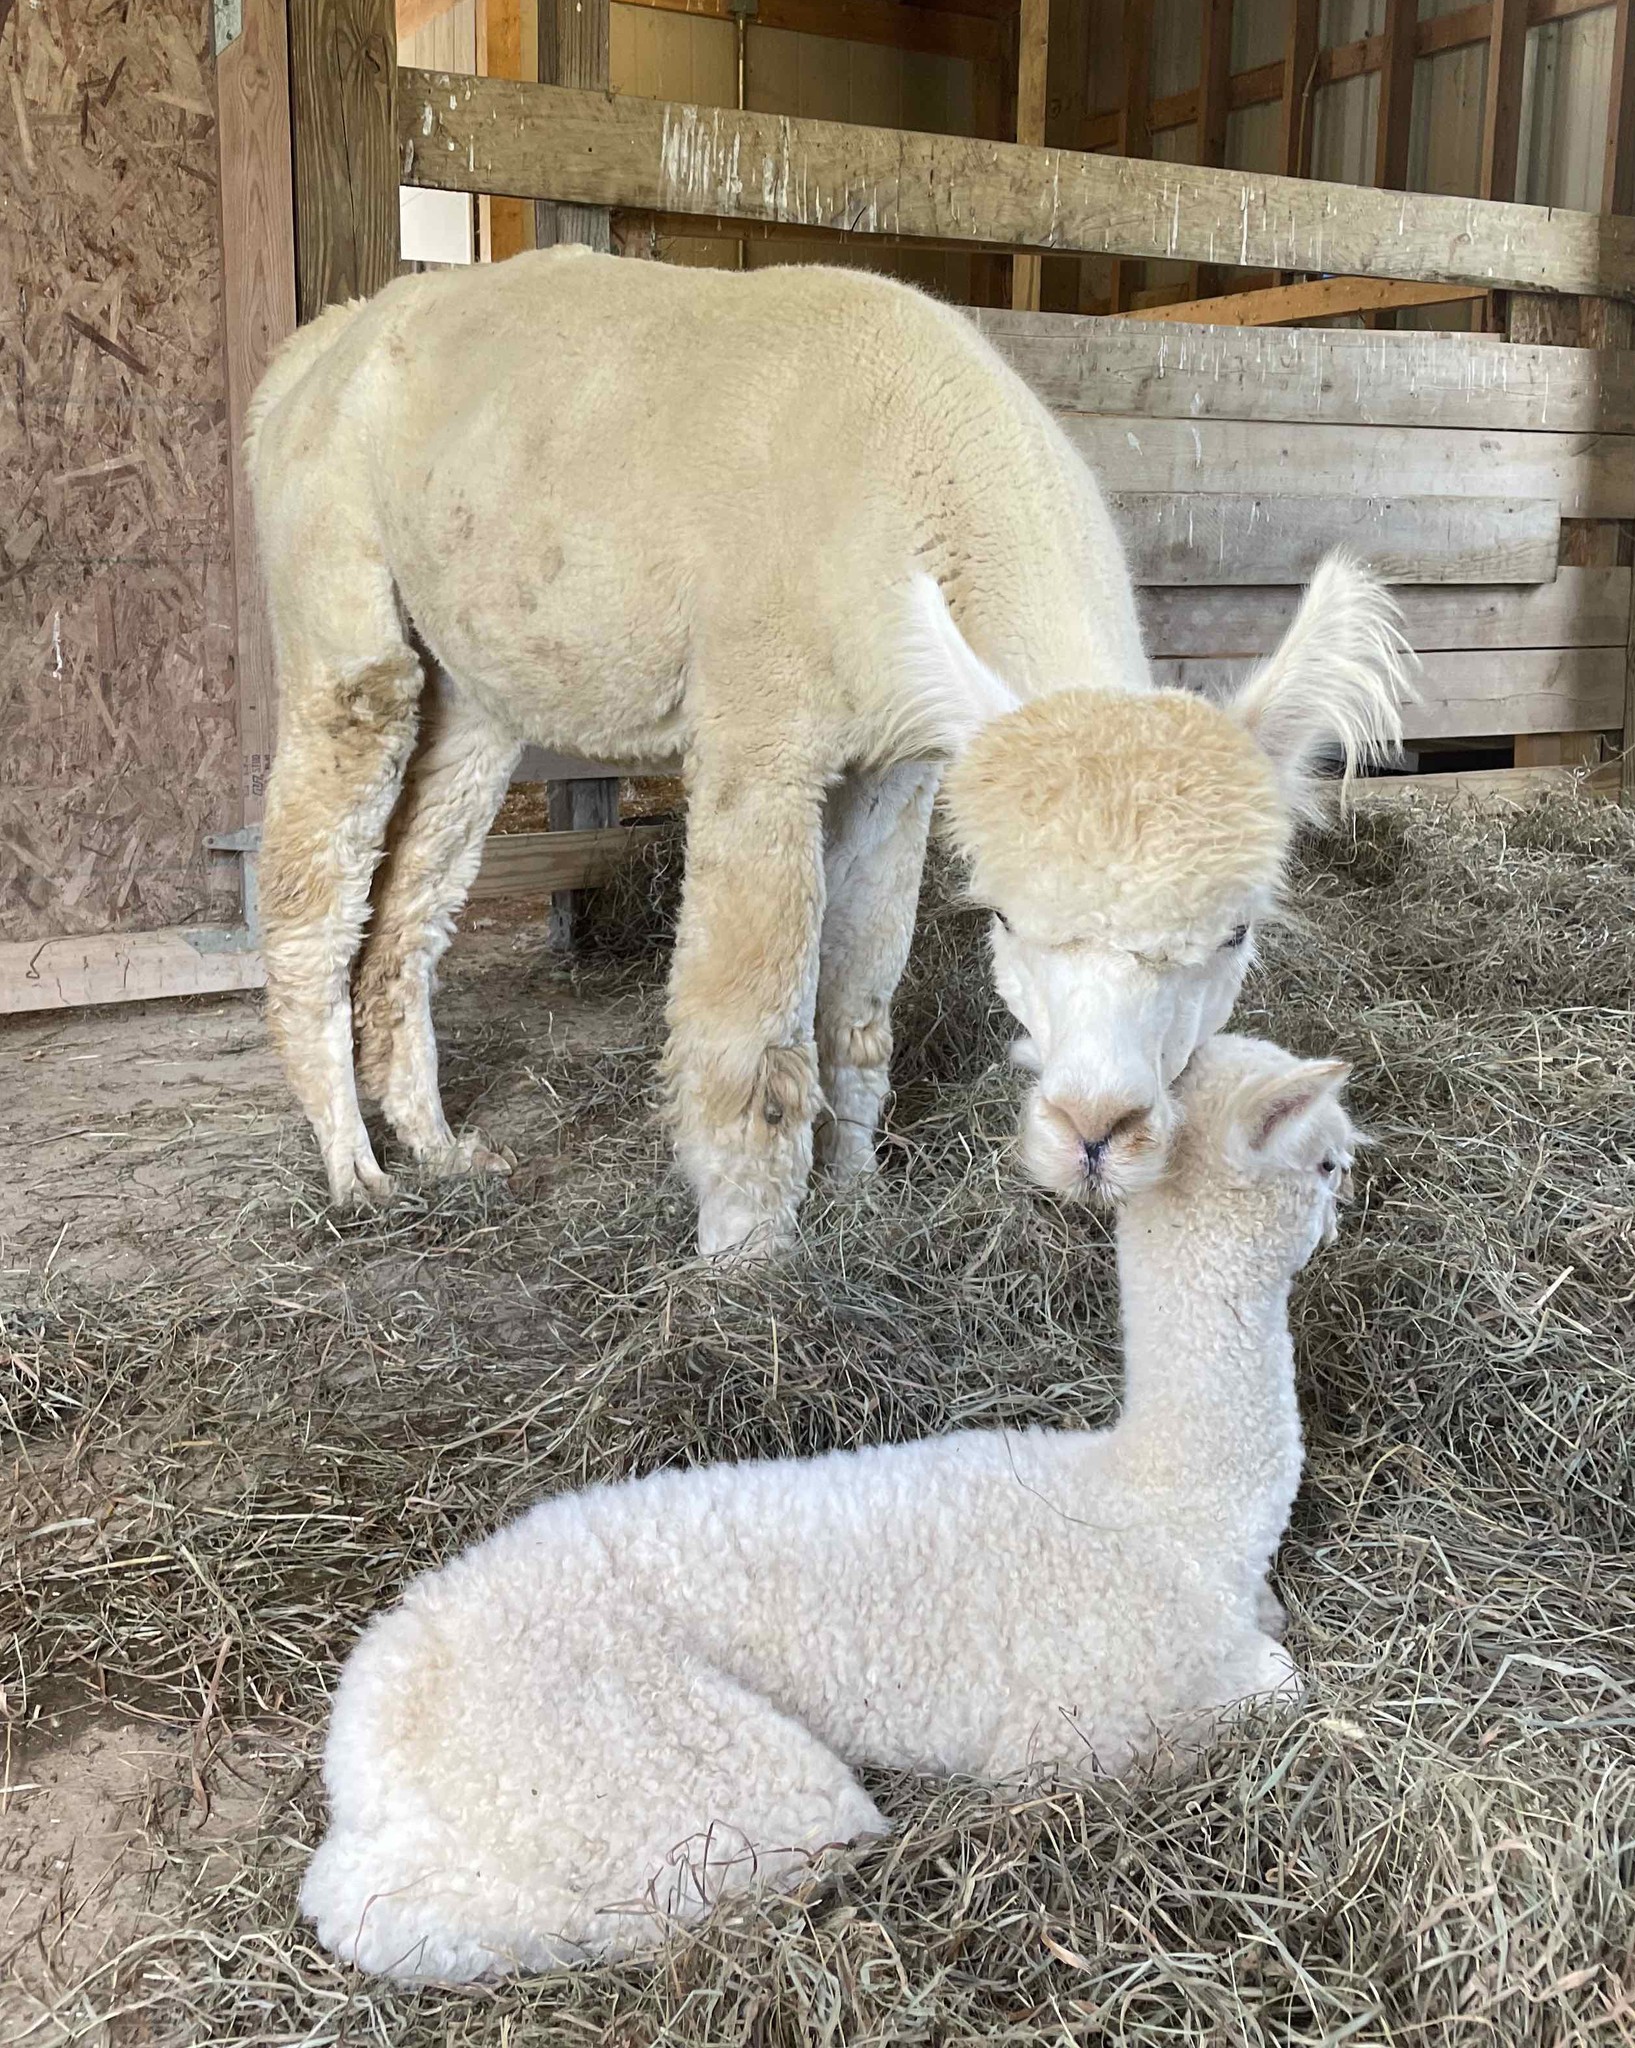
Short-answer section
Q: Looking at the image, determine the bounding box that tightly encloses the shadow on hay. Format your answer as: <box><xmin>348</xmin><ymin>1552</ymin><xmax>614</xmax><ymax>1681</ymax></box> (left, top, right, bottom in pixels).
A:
<box><xmin>4</xmin><ymin>794</ymin><xmax>1634</xmax><ymax>2046</ymax></box>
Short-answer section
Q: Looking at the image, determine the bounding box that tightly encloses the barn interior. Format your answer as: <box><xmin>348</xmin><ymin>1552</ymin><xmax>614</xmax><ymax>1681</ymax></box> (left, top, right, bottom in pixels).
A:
<box><xmin>2</xmin><ymin>0</ymin><xmax>1634</xmax><ymax>2040</ymax></box>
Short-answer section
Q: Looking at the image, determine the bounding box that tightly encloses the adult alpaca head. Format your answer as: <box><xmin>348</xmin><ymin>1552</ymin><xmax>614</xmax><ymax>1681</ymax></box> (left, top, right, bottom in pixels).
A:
<box><xmin>904</xmin><ymin>552</ymin><xmax>1412</xmax><ymax>1203</ymax></box>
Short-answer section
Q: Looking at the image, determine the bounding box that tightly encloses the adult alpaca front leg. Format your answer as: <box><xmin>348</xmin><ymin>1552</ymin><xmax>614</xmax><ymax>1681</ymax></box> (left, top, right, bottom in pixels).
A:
<box><xmin>663</xmin><ymin>753</ymin><xmax>828</xmax><ymax>1258</ymax></box>
<box><xmin>353</xmin><ymin>670</ymin><xmax>522</xmax><ymax>1177</ymax></box>
<box><xmin>259</xmin><ymin>615</ymin><xmax>425</xmax><ymax>1210</ymax></box>
<box><xmin>814</xmin><ymin>762</ymin><xmax>939</xmax><ymax>1180</ymax></box>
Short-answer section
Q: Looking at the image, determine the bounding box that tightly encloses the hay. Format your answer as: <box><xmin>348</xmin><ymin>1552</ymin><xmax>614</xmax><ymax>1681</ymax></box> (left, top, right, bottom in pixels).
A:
<box><xmin>4</xmin><ymin>793</ymin><xmax>1635</xmax><ymax>2045</ymax></box>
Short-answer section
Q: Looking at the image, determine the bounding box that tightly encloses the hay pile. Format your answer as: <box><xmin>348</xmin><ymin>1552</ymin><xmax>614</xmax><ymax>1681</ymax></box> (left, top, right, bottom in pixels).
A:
<box><xmin>6</xmin><ymin>793</ymin><xmax>1635</xmax><ymax>2045</ymax></box>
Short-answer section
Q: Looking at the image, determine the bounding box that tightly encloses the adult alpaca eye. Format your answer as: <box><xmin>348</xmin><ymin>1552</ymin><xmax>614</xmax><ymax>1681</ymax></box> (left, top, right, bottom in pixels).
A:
<box><xmin>1319</xmin><ymin>1156</ymin><xmax>1337</xmax><ymax>1175</ymax></box>
<box><xmin>1223</xmin><ymin>924</ymin><xmax>1249</xmax><ymax>949</ymax></box>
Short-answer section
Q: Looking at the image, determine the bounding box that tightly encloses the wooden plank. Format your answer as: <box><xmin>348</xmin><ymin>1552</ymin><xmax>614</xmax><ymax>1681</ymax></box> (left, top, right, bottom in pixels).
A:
<box><xmin>1115</xmin><ymin>276</ymin><xmax>1488</xmax><ymax>324</ymax></box>
<box><xmin>471</xmin><ymin>825</ymin><xmax>661</xmax><ymax>900</ymax></box>
<box><xmin>478</xmin><ymin>0</ymin><xmax>531</xmax><ymax>261</ymax></box>
<box><xmin>216</xmin><ymin>0</ymin><xmax>298</xmax><ymax>835</ymax></box>
<box><xmin>613</xmin><ymin>0</ymin><xmax>1006</xmax><ymax>62</ymax></box>
<box><xmin>397</xmin><ymin>72</ymin><xmax>1635</xmax><ymax>295</ymax></box>
<box><xmin>1480</xmin><ymin>0</ymin><xmax>1530</xmax><ymax>200</ymax></box>
<box><xmin>1108</xmin><ymin>0</ymin><xmax>1153</xmax><ymax>315</ymax></box>
<box><xmin>1112</xmin><ymin>492</ymin><xmax>1559</xmax><ymax>585</ymax></box>
<box><xmin>0</xmin><ymin>929</ymin><xmax>266</xmax><ymax>1016</ymax></box>
<box><xmin>1281</xmin><ymin>0</ymin><xmax>1320</xmax><ymax>177</ymax></box>
<box><xmin>1157</xmin><ymin>647</ymin><xmax>1628</xmax><ymax>740</ymax></box>
<box><xmin>1191</xmin><ymin>0</ymin><xmax>1235</xmax><ymax>297</ymax></box>
<box><xmin>1374</xmin><ymin>0</ymin><xmax>1419</xmax><ymax>192</ymax></box>
<box><xmin>1067</xmin><ymin>417</ymin><xmax>1634</xmax><ymax>521</ymax></box>
<box><xmin>536</xmin><ymin>0</ymin><xmax>611</xmax><ymax>253</ymax></box>
<box><xmin>970</xmin><ymin>312</ymin><xmax>1635</xmax><ymax>432</ymax></box>
<box><xmin>1136</xmin><ymin>568</ymin><xmax>1632</xmax><ymax>653</ymax></box>
<box><xmin>290</xmin><ymin>0</ymin><xmax>400</xmax><ymax>318</ymax></box>
<box><xmin>1353</xmin><ymin>761</ymin><xmax>1618</xmax><ymax>802</ymax></box>
<box><xmin>1011</xmin><ymin>0</ymin><xmax>1049</xmax><ymax>312</ymax></box>
<box><xmin>1608</xmin><ymin>0</ymin><xmax>1635</xmax><ymax>216</ymax></box>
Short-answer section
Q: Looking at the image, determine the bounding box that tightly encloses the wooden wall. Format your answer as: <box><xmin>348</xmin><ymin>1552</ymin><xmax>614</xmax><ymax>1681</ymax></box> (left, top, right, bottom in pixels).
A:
<box><xmin>1</xmin><ymin>0</ymin><xmax>237</xmax><ymax>945</ymax></box>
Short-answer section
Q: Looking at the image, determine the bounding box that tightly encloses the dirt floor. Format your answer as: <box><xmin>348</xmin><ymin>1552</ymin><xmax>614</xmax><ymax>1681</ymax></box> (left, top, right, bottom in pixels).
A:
<box><xmin>2</xmin><ymin>806</ymin><xmax>1633</xmax><ymax>2046</ymax></box>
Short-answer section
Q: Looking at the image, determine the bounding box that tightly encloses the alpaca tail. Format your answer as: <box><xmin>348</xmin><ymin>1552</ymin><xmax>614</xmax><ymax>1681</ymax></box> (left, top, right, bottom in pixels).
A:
<box><xmin>1226</xmin><ymin>553</ymin><xmax>1419</xmax><ymax>816</ymax></box>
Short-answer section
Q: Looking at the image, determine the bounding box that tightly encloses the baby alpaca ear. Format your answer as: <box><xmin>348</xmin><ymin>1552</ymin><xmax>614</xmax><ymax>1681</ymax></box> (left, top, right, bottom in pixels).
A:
<box><xmin>1234</xmin><ymin>1058</ymin><xmax>1351</xmax><ymax>1167</ymax></box>
<box><xmin>893</xmin><ymin>574</ymin><xmax>1023</xmax><ymax>757</ymax></box>
<box><xmin>1225</xmin><ymin>553</ymin><xmax>1416</xmax><ymax>815</ymax></box>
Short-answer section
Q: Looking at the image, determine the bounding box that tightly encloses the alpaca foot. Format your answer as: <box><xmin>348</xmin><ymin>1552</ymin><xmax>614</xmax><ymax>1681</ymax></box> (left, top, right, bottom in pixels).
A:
<box><xmin>417</xmin><ymin>1129</ymin><xmax>517</xmax><ymax>1180</ymax></box>
<box><xmin>814</xmin><ymin>1114</ymin><xmax>879</xmax><ymax>1182</ymax></box>
<box><xmin>322</xmin><ymin>1126</ymin><xmax>395</xmax><ymax>1210</ymax></box>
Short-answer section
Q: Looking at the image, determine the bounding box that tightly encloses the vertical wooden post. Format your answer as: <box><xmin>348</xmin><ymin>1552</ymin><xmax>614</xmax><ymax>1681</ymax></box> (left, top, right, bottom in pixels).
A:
<box><xmin>1373</xmin><ymin>0</ymin><xmax>1417</xmax><ymax>192</ymax></box>
<box><xmin>536</xmin><ymin>0</ymin><xmax>618</xmax><ymax>936</ymax></box>
<box><xmin>288</xmin><ymin>0</ymin><xmax>399</xmax><ymax>319</ymax></box>
<box><xmin>536</xmin><ymin>0</ymin><xmax>612</xmax><ymax>253</ymax></box>
<box><xmin>1011</xmin><ymin>0</ymin><xmax>1050</xmax><ymax>311</ymax></box>
<box><xmin>1479</xmin><ymin>0</ymin><xmax>1529</xmax><ymax>201</ymax></box>
<box><xmin>478</xmin><ymin>0</ymin><xmax>532</xmax><ymax>260</ymax></box>
<box><xmin>1279</xmin><ymin>0</ymin><xmax>1319</xmax><ymax>179</ymax></box>
<box><xmin>1605</xmin><ymin>0</ymin><xmax>1635</xmax><ymax>218</ymax></box>
<box><xmin>216</xmin><ymin>0</ymin><xmax>298</xmax><ymax>836</ymax></box>
<box><xmin>1191</xmin><ymin>0</ymin><xmax>1235</xmax><ymax>300</ymax></box>
<box><xmin>1108</xmin><ymin>0</ymin><xmax>1152</xmax><ymax>314</ymax></box>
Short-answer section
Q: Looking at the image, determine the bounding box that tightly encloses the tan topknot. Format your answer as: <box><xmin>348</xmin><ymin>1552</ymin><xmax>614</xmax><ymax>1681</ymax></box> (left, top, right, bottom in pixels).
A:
<box><xmin>942</xmin><ymin>689</ymin><xmax>1288</xmax><ymax>946</ymax></box>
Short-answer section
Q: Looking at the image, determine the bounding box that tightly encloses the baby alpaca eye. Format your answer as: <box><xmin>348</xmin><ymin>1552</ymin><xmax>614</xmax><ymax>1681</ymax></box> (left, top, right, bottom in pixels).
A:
<box><xmin>1318</xmin><ymin>1156</ymin><xmax>1337</xmax><ymax>1176</ymax></box>
<box><xmin>993</xmin><ymin>910</ymin><xmax>1012</xmax><ymax>932</ymax></box>
<box><xmin>1223</xmin><ymin>924</ymin><xmax>1249</xmax><ymax>950</ymax></box>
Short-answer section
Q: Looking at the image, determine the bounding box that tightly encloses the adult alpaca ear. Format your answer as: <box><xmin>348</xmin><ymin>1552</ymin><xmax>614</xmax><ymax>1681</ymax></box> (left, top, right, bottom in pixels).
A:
<box><xmin>1225</xmin><ymin>554</ymin><xmax>1417</xmax><ymax>817</ymax></box>
<box><xmin>1230</xmin><ymin>1058</ymin><xmax>1352</xmax><ymax>1170</ymax></box>
<box><xmin>891</xmin><ymin>574</ymin><xmax>1023</xmax><ymax>757</ymax></box>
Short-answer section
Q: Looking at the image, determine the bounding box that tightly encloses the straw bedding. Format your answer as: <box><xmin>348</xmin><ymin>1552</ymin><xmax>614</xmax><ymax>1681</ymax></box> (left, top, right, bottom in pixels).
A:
<box><xmin>4</xmin><ymin>792</ymin><xmax>1634</xmax><ymax>2045</ymax></box>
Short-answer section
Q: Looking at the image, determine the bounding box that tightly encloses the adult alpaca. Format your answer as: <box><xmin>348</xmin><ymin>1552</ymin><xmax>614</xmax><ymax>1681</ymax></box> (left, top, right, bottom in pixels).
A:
<box><xmin>246</xmin><ymin>248</ymin><xmax>1409</xmax><ymax>1252</ymax></box>
<box><xmin>300</xmin><ymin>1034</ymin><xmax>1358</xmax><ymax>1980</ymax></box>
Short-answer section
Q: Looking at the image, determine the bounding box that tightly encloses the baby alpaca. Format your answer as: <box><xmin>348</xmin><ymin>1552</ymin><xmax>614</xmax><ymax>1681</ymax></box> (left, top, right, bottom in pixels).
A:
<box><xmin>302</xmin><ymin>1036</ymin><xmax>1357</xmax><ymax>1980</ymax></box>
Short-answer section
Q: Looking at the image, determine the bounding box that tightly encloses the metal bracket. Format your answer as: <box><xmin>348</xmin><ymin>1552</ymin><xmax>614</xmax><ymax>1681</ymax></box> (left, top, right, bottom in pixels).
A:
<box><xmin>205</xmin><ymin>824</ymin><xmax>262</xmax><ymax>941</ymax></box>
<box><xmin>213</xmin><ymin>0</ymin><xmax>243</xmax><ymax>57</ymax></box>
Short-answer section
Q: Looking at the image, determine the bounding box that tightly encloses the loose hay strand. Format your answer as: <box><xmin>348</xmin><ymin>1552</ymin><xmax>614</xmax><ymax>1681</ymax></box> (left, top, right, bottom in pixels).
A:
<box><xmin>2</xmin><ymin>793</ymin><xmax>1634</xmax><ymax>2045</ymax></box>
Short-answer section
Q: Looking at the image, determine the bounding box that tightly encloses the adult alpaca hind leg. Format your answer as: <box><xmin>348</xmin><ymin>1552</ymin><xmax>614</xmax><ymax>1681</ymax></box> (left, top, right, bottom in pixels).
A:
<box><xmin>814</xmin><ymin>761</ymin><xmax>939</xmax><ymax>1180</ymax></box>
<box><xmin>258</xmin><ymin>562</ymin><xmax>425</xmax><ymax>1209</ymax></box>
<box><xmin>352</xmin><ymin>668</ymin><xmax>523</xmax><ymax>1175</ymax></box>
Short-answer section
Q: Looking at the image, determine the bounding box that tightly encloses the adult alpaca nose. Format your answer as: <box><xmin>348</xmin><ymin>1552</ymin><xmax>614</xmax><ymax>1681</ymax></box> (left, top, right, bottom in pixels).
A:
<box><xmin>1040</xmin><ymin>1093</ymin><xmax>1155</xmax><ymax>1162</ymax></box>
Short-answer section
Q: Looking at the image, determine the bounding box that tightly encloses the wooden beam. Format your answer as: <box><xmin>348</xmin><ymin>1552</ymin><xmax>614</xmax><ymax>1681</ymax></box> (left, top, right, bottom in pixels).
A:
<box><xmin>536</xmin><ymin>0</ymin><xmax>610</xmax><ymax>254</ymax></box>
<box><xmin>970</xmin><ymin>310</ymin><xmax>1635</xmax><ymax>432</ymax></box>
<box><xmin>470</xmin><ymin>825</ymin><xmax>660</xmax><ymax>900</ymax></box>
<box><xmin>1480</xmin><ymin>0</ymin><xmax>1530</xmax><ymax>199</ymax></box>
<box><xmin>477</xmin><ymin>0</ymin><xmax>531</xmax><ymax>262</ymax></box>
<box><xmin>1352</xmin><ymin>761</ymin><xmax>1618</xmax><ymax>804</ymax></box>
<box><xmin>1608</xmin><ymin>0</ymin><xmax>1635</xmax><ymax>215</ymax></box>
<box><xmin>614</xmin><ymin>0</ymin><xmax>1006</xmax><ymax>62</ymax></box>
<box><xmin>1191</xmin><ymin>0</ymin><xmax>1235</xmax><ymax>297</ymax></box>
<box><xmin>1011</xmin><ymin>0</ymin><xmax>1050</xmax><ymax>311</ymax></box>
<box><xmin>1108</xmin><ymin>0</ymin><xmax>1152</xmax><ymax>313</ymax></box>
<box><xmin>1280</xmin><ymin>0</ymin><xmax>1320</xmax><ymax>177</ymax></box>
<box><xmin>1112</xmin><ymin>492</ymin><xmax>1559</xmax><ymax>586</ymax></box>
<box><xmin>216</xmin><ymin>0</ymin><xmax>298</xmax><ymax>835</ymax></box>
<box><xmin>398</xmin><ymin>73</ymin><xmax>1635</xmax><ymax>295</ymax></box>
<box><xmin>0</xmin><ymin>929</ymin><xmax>266</xmax><ymax>1015</ymax></box>
<box><xmin>290</xmin><ymin>0</ymin><xmax>399</xmax><ymax>318</ymax></box>
<box><xmin>1113</xmin><ymin>274</ymin><xmax>1487</xmax><ymax>324</ymax></box>
<box><xmin>1374</xmin><ymin>0</ymin><xmax>1418</xmax><ymax>193</ymax></box>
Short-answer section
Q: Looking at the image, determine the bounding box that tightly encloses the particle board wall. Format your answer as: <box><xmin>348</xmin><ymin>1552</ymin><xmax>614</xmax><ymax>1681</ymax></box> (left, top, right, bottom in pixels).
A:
<box><xmin>0</xmin><ymin>0</ymin><xmax>237</xmax><ymax>944</ymax></box>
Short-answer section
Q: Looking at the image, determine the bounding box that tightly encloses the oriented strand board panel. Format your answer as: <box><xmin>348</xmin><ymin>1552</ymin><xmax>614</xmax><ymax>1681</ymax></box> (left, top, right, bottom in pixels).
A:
<box><xmin>1137</xmin><ymin>567</ymin><xmax>1632</xmax><ymax>651</ymax></box>
<box><xmin>396</xmin><ymin>72</ymin><xmax>1635</xmax><ymax>295</ymax></box>
<box><xmin>1068</xmin><ymin>416</ymin><xmax>1635</xmax><ymax>519</ymax></box>
<box><xmin>972</xmin><ymin>313</ymin><xmax>1635</xmax><ymax>433</ymax></box>
<box><xmin>1112</xmin><ymin>492</ymin><xmax>1559</xmax><ymax>582</ymax></box>
<box><xmin>0</xmin><ymin>2</ymin><xmax>237</xmax><ymax>943</ymax></box>
<box><xmin>1157</xmin><ymin>646</ymin><xmax>1628</xmax><ymax>739</ymax></box>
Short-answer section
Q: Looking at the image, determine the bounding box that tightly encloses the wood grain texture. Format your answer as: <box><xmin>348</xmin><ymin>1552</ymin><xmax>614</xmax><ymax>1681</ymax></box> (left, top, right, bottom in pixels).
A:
<box><xmin>1190</xmin><ymin>0</ymin><xmax>1234</xmax><ymax>296</ymax></box>
<box><xmin>291</xmin><ymin>0</ymin><xmax>399</xmax><ymax>316</ymax></box>
<box><xmin>1112</xmin><ymin>493</ymin><xmax>1560</xmax><ymax>585</ymax></box>
<box><xmin>1280</xmin><ymin>0</ymin><xmax>1319</xmax><ymax>177</ymax></box>
<box><xmin>1156</xmin><ymin>648</ymin><xmax>1628</xmax><ymax>740</ymax></box>
<box><xmin>217</xmin><ymin>0</ymin><xmax>298</xmax><ymax>831</ymax></box>
<box><xmin>1351</xmin><ymin>761</ymin><xmax>1618</xmax><ymax>803</ymax></box>
<box><xmin>1070</xmin><ymin>415</ymin><xmax>1632</xmax><ymax>520</ymax></box>
<box><xmin>395</xmin><ymin>70</ymin><xmax>1635</xmax><ymax>295</ymax></box>
<box><xmin>1373</xmin><ymin>0</ymin><xmax>1419</xmax><ymax>192</ymax></box>
<box><xmin>1607</xmin><ymin>0</ymin><xmax>1635</xmax><ymax>215</ymax></box>
<box><xmin>1137</xmin><ymin>569</ymin><xmax>1631</xmax><ymax>652</ymax></box>
<box><xmin>536</xmin><ymin>0</ymin><xmax>611</xmax><ymax>253</ymax></box>
<box><xmin>1480</xmin><ymin>0</ymin><xmax>1530</xmax><ymax>199</ymax></box>
<box><xmin>471</xmin><ymin>824</ymin><xmax>659</xmax><ymax>900</ymax></box>
<box><xmin>1010</xmin><ymin>0</ymin><xmax>1048</xmax><ymax>310</ymax></box>
<box><xmin>1116</xmin><ymin>276</ymin><xmax>1488</xmax><ymax>324</ymax></box>
<box><xmin>0</xmin><ymin>927</ymin><xmax>265</xmax><ymax>1014</ymax></box>
<box><xmin>970</xmin><ymin>312</ymin><xmax>1635</xmax><ymax>432</ymax></box>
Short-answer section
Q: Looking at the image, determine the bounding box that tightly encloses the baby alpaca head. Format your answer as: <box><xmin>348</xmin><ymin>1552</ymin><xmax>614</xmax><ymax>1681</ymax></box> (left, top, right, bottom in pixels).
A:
<box><xmin>1156</xmin><ymin>1034</ymin><xmax>1359</xmax><ymax>1272</ymax></box>
<box><xmin>901</xmin><ymin>555</ymin><xmax>1410</xmax><ymax>1205</ymax></box>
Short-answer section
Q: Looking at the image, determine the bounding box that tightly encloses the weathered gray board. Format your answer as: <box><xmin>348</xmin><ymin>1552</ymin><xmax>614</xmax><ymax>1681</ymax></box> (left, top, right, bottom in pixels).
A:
<box><xmin>973</xmin><ymin>314</ymin><xmax>1635</xmax><ymax>436</ymax></box>
<box><xmin>1161</xmin><ymin>647</ymin><xmax>1627</xmax><ymax>741</ymax></box>
<box><xmin>1115</xmin><ymin>495</ymin><xmax>1558</xmax><ymax>585</ymax></box>
<box><xmin>1138</xmin><ymin>569</ymin><xmax>1632</xmax><ymax>653</ymax></box>
<box><xmin>1072</xmin><ymin>419</ymin><xmax>1635</xmax><ymax>520</ymax></box>
<box><xmin>397</xmin><ymin>71</ymin><xmax>1635</xmax><ymax>298</ymax></box>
